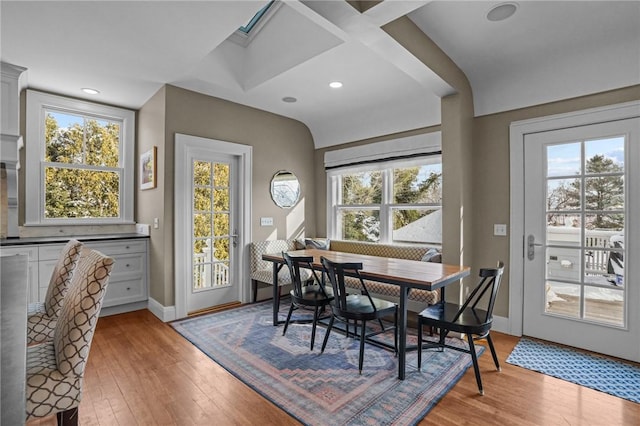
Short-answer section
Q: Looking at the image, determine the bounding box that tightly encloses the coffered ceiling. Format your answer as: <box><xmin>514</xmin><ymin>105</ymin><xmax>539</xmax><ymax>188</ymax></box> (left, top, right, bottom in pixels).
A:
<box><xmin>1</xmin><ymin>1</ymin><xmax>638</xmax><ymax>148</ymax></box>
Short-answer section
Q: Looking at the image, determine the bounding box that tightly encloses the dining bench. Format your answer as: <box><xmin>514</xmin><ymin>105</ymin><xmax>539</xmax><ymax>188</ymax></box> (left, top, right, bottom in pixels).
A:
<box><xmin>249</xmin><ymin>238</ymin><xmax>441</xmax><ymax>309</ymax></box>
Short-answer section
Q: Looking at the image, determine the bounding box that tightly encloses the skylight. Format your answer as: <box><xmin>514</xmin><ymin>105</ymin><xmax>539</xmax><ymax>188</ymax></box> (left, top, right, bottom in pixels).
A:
<box><xmin>238</xmin><ymin>1</ymin><xmax>275</xmax><ymax>34</ymax></box>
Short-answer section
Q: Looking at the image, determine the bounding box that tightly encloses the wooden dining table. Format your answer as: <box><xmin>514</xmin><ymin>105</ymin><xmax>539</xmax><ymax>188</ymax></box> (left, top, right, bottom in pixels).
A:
<box><xmin>262</xmin><ymin>248</ymin><xmax>471</xmax><ymax>380</ymax></box>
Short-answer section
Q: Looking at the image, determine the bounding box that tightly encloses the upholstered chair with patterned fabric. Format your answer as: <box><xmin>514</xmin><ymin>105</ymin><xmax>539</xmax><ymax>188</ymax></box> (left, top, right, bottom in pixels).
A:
<box><xmin>27</xmin><ymin>239</ymin><xmax>84</xmax><ymax>345</ymax></box>
<box><xmin>26</xmin><ymin>247</ymin><xmax>114</xmax><ymax>425</ymax></box>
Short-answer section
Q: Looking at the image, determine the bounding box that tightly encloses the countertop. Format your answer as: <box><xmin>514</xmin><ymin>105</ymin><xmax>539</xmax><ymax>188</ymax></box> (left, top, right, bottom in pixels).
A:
<box><xmin>0</xmin><ymin>233</ymin><xmax>149</xmax><ymax>246</ymax></box>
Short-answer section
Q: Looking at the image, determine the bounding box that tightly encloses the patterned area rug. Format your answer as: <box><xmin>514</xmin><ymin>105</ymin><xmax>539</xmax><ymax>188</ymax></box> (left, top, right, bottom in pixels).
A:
<box><xmin>507</xmin><ymin>338</ymin><xmax>640</xmax><ymax>404</ymax></box>
<box><xmin>171</xmin><ymin>301</ymin><xmax>482</xmax><ymax>425</ymax></box>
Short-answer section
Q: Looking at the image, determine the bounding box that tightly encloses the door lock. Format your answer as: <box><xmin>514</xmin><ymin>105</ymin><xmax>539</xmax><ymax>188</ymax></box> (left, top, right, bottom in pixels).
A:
<box><xmin>527</xmin><ymin>234</ymin><xmax>543</xmax><ymax>260</ymax></box>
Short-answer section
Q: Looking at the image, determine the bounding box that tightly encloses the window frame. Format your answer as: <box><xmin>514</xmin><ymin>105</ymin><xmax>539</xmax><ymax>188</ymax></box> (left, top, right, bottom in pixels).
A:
<box><xmin>25</xmin><ymin>90</ymin><xmax>135</xmax><ymax>225</ymax></box>
<box><xmin>326</xmin><ymin>155</ymin><xmax>442</xmax><ymax>245</ymax></box>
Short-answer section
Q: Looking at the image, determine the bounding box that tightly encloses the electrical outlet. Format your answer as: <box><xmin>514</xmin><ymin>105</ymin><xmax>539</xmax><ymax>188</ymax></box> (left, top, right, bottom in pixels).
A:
<box><xmin>494</xmin><ymin>224</ymin><xmax>507</xmax><ymax>236</ymax></box>
<box><xmin>153</xmin><ymin>218</ymin><xmax>159</xmax><ymax>229</ymax></box>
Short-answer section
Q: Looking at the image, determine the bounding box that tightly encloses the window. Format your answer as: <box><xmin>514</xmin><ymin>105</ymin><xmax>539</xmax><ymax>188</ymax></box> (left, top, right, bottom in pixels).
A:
<box><xmin>26</xmin><ymin>90</ymin><xmax>135</xmax><ymax>225</ymax></box>
<box><xmin>327</xmin><ymin>157</ymin><xmax>442</xmax><ymax>245</ymax></box>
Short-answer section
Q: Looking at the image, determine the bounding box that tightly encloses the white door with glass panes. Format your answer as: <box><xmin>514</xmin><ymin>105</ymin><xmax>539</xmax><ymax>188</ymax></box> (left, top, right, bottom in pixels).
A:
<box><xmin>175</xmin><ymin>134</ymin><xmax>250</xmax><ymax>319</ymax></box>
<box><xmin>523</xmin><ymin>118</ymin><xmax>640</xmax><ymax>361</ymax></box>
<box><xmin>186</xmin><ymin>153</ymin><xmax>240</xmax><ymax>313</ymax></box>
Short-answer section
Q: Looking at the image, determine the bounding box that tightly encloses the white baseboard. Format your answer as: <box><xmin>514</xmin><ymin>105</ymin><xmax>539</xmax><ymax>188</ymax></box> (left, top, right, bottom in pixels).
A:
<box><xmin>148</xmin><ymin>297</ymin><xmax>176</xmax><ymax>322</ymax></box>
<box><xmin>491</xmin><ymin>314</ymin><xmax>514</xmax><ymax>335</ymax></box>
<box><xmin>100</xmin><ymin>301</ymin><xmax>148</xmax><ymax>317</ymax></box>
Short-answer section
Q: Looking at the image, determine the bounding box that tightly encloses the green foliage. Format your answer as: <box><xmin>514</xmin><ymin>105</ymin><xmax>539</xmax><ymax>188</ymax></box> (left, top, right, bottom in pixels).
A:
<box><xmin>549</xmin><ymin>154</ymin><xmax>624</xmax><ymax>229</ymax></box>
<box><xmin>192</xmin><ymin>161</ymin><xmax>231</xmax><ymax>260</ymax></box>
<box><xmin>44</xmin><ymin>113</ymin><xmax>120</xmax><ymax>219</ymax></box>
<box><xmin>393</xmin><ymin>167</ymin><xmax>441</xmax><ymax>230</ymax></box>
<box><xmin>340</xmin><ymin>166</ymin><xmax>442</xmax><ymax>241</ymax></box>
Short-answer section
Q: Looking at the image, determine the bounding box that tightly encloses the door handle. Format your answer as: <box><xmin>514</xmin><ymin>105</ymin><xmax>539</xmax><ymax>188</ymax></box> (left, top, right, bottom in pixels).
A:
<box><xmin>231</xmin><ymin>229</ymin><xmax>239</xmax><ymax>248</ymax></box>
<box><xmin>527</xmin><ymin>234</ymin><xmax>543</xmax><ymax>260</ymax></box>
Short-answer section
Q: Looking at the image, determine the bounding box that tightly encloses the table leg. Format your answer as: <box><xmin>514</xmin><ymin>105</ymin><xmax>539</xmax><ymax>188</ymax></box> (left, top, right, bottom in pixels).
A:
<box><xmin>272</xmin><ymin>262</ymin><xmax>279</xmax><ymax>326</ymax></box>
<box><xmin>398</xmin><ymin>285</ymin><xmax>408</xmax><ymax>380</ymax></box>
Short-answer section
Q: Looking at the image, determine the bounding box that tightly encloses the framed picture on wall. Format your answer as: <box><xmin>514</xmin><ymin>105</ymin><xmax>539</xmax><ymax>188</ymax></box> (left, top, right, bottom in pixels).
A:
<box><xmin>140</xmin><ymin>146</ymin><xmax>157</xmax><ymax>190</ymax></box>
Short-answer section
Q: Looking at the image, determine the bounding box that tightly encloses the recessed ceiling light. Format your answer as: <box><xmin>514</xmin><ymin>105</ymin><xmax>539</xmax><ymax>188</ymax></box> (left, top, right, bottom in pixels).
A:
<box><xmin>329</xmin><ymin>81</ymin><xmax>343</xmax><ymax>89</ymax></box>
<box><xmin>81</xmin><ymin>88</ymin><xmax>100</xmax><ymax>95</ymax></box>
<box><xmin>282</xmin><ymin>96</ymin><xmax>297</xmax><ymax>103</ymax></box>
<box><xmin>487</xmin><ymin>2</ymin><xmax>518</xmax><ymax>22</ymax></box>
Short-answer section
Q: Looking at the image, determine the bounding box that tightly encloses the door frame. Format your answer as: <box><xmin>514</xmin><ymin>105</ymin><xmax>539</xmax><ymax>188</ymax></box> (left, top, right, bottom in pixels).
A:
<box><xmin>508</xmin><ymin>100</ymin><xmax>640</xmax><ymax>336</ymax></box>
<box><xmin>174</xmin><ymin>133</ymin><xmax>252</xmax><ymax>320</ymax></box>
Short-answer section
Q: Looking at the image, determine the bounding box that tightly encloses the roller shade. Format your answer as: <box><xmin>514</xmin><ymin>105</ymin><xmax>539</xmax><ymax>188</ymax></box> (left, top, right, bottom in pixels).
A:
<box><xmin>324</xmin><ymin>132</ymin><xmax>441</xmax><ymax>170</ymax></box>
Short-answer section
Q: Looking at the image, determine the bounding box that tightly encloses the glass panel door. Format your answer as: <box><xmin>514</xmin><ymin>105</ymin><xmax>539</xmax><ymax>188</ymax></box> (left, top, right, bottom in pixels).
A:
<box><xmin>523</xmin><ymin>117</ymin><xmax>639</xmax><ymax>362</ymax></box>
<box><xmin>544</xmin><ymin>137</ymin><xmax>625</xmax><ymax>326</ymax></box>
<box><xmin>193</xmin><ymin>160</ymin><xmax>231</xmax><ymax>291</ymax></box>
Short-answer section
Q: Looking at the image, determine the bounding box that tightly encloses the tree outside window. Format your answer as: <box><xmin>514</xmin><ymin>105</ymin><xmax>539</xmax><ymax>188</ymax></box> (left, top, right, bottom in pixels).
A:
<box><xmin>333</xmin><ymin>159</ymin><xmax>442</xmax><ymax>245</ymax></box>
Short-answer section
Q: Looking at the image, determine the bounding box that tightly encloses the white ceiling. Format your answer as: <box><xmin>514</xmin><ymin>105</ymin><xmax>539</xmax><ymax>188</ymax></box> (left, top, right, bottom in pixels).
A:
<box><xmin>2</xmin><ymin>1</ymin><xmax>638</xmax><ymax>149</ymax></box>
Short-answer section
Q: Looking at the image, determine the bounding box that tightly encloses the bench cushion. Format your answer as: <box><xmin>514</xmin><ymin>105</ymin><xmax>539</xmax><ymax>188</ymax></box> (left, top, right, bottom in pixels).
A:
<box><xmin>328</xmin><ymin>240</ymin><xmax>440</xmax><ymax>304</ymax></box>
<box><xmin>249</xmin><ymin>240</ymin><xmax>310</xmax><ymax>286</ymax></box>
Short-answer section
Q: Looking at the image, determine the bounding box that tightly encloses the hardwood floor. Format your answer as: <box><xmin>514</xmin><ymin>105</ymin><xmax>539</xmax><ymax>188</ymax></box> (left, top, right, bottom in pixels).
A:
<box><xmin>27</xmin><ymin>309</ymin><xmax>640</xmax><ymax>426</ymax></box>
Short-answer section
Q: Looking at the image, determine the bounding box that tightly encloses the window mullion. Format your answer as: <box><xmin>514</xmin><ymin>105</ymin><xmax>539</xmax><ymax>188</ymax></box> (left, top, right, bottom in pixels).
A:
<box><xmin>379</xmin><ymin>169</ymin><xmax>391</xmax><ymax>243</ymax></box>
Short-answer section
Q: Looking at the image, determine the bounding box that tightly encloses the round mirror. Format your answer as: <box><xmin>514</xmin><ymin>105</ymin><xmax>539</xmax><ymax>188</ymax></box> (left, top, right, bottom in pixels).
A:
<box><xmin>270</xmin><ymin>170</ymin><xmax>300</xmax><ymax>208</ymax></box>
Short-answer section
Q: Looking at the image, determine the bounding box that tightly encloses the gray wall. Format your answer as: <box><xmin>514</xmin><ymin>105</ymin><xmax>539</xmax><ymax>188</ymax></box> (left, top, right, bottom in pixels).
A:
<box><xmin>471</xmin><ymin>84</ymin><xmax>640</xmax><ymax>317</ymax></box>
<box><xmin>313</xmin><ymin>85</ymin><xmax>640</xmax><ymax>319</ymax></box>
<box><xmin>137</xmin><ymin>85</ymin><xmax>316</xmax><ymax>306</ymax></box>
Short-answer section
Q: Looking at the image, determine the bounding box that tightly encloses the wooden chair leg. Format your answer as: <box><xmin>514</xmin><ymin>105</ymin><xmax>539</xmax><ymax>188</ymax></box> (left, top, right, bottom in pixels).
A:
<box><xmin>57</xmin><ymin>407</ymin><xmax>78</xmax><ymax>426</ymax></box>
<box><xmin>486</xmin><ymin>333</ymin><xmax>501</xmax><ymax>371</ymax></box>
<box><xmin>466</xmin><ymin>333</ymin><xmax>484</xmax><ymax>395</ymax></box>
<box><xmin>252</xmin><ymin>280</ymin><xmax>258</xmax><ymax>303</ymax></box>
<box><xmin>282</xmin><ymin>303</ymin><xmax>295</xmax><ymax>336</ymax></box>
<box><xmin>310</xmin><ymin>305</ymin><xmax>319</xmax><ymax>350</ymax></box>
<box><xmin>321</xmin><ymin>315</ymin><xmax>335</xmax><ymax>353</ymax></box>
<box><xmin>358</xmin><ymin>320</ymin><xmax>367</xmax><ymax>374</ymax></box>
<box><xmin>417</xmin><ymin>319</ymin><xmax>423</xmax><ymax>369</ymax></box>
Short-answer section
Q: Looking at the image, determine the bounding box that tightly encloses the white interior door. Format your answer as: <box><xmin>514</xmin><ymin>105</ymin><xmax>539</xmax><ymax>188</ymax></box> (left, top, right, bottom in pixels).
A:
<box><xmin>523</xmin><ymin>118</ymin><xmax>640</xmax><ymax>361</ymax></box>
<box><xmin>175</xmin><ymin>134</ymin><xmax>252</xmax><ymax>319</ymax></box>
<box><xmin>187</xmin><ymin>153</ymin><xmax>239</xmax><ymax>313</ymax></box>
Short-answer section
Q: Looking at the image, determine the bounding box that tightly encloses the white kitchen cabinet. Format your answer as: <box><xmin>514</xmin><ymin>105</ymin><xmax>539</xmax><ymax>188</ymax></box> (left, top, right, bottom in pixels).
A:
<box><xmin>0</xmin><ymin>245</ymin><xmax>38</xmax><ymax>303</ymax></box>
<box><xmin>0</xmin><ymin>237</ymin><xmax>148</xmax><ymax>310</ymax></box>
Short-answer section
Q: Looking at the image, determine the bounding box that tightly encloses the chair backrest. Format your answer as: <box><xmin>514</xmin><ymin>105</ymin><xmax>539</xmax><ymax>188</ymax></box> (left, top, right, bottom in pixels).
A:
<box><xmin>321</xmin><ymin>256</ymin><xmax>375</xmax><ymax>313</ymax></box>
<box><xmin>282</xmin><ymin>252</ymin><xmax>312</xmax><ymax>298</ymax></box>
<box><xmin>54</xmin><ymin>247</ymin><xmax>114</xmax><ymax>377</ymax></box>
<box><xmin>44</xmin><ymin>239</ymin><xmax>83</xmax><ymax>317</ymax></box>
<box><xmin>454</xmin><ymin>261</ymin><xmax>505</xmax><ymax>325</ymax></box>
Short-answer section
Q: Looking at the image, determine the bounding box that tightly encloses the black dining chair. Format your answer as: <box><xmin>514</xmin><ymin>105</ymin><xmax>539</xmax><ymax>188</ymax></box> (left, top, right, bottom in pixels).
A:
<box><xmin>282</xmin><ymin>252</ymin><xmax>334</xmax><ymax>350</ymax></box>
<box><xmin>320</xmin><ymin>256</ymin><xmax>398</xmax><ymax>374</ymax></box>
<box><xmin>417</xmin><ymin>261</ymin><xmax>505</xmax><ymax>395</ymax></box>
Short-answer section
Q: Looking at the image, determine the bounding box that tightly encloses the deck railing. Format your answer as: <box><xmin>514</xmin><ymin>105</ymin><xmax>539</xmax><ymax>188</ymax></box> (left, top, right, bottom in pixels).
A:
<box><xmin>193</xmin><ymin>240</ymin><xmax>230</xmax><ymax>288</ymax></box>
<box><xmin>547</xmin><ymin>227</ymin><xmax>621</xmax><ymax>280</ymax></box>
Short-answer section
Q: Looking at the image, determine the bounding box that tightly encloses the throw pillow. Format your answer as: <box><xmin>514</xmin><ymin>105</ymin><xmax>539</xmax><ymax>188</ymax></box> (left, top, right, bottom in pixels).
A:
<box><xmin>305</xmin><ymin>238</ymin><xmax>330</xmax><ymax>250</ymax></box>
<box><xmin>293</xmin><ymin>239</ymin><xmax>306</xmax><ymax>250</ymax></box>
<box><xmin>421</xmin><ymin>248</ymin><xmax>442</xmax><ymax>263</ymax></box>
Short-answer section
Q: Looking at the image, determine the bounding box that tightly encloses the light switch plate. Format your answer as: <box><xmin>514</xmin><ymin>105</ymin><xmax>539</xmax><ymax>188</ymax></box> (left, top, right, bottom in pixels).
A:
<box><xmin>260</xmin><ymin>217</ymin><xmax>274</xmax><ymax>226</ymax></box>
<box><xmin>136</xmin><ymin>223</ymin><xmax>150</xmax><ymax>235</ymax></box>
<box><xmin>494</xmin><ymin>224</ymin><xmax>507</xmax><ymax>236</ymax></box>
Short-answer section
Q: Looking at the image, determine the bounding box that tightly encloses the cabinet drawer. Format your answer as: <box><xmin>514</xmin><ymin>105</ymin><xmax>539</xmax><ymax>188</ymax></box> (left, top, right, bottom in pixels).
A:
<box><xmin>38</xmin><ymin>259</ymin><xmax>57</xmax><ymax>290</ymax></box>
<box><xmin>39</xmin><ymin>244</ymin><xmax>65</xmax><ymax>261</ymax></box>
<box><xmin>38</xmin><ymin>286</ymin><xmax>48</xmax><ymax>302</ymax></box>
<box><xmin>110</xmin><ymin>253</ymin><xmax>144</xmax><ymax>279</ymax></box>
<box><xmin>0</xmin><ymin>245</ymin><xmax>38</xmax><ymax>261</ymax></box>
<box><xmin>103</xmin><ymin>278</ymin><xmax>146</xmax><ymax>307</ymax></box>
<box><xmin>86</xmin><ymin>240</ymin><xmax>146</xmax><ymax>256</ymax></box>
